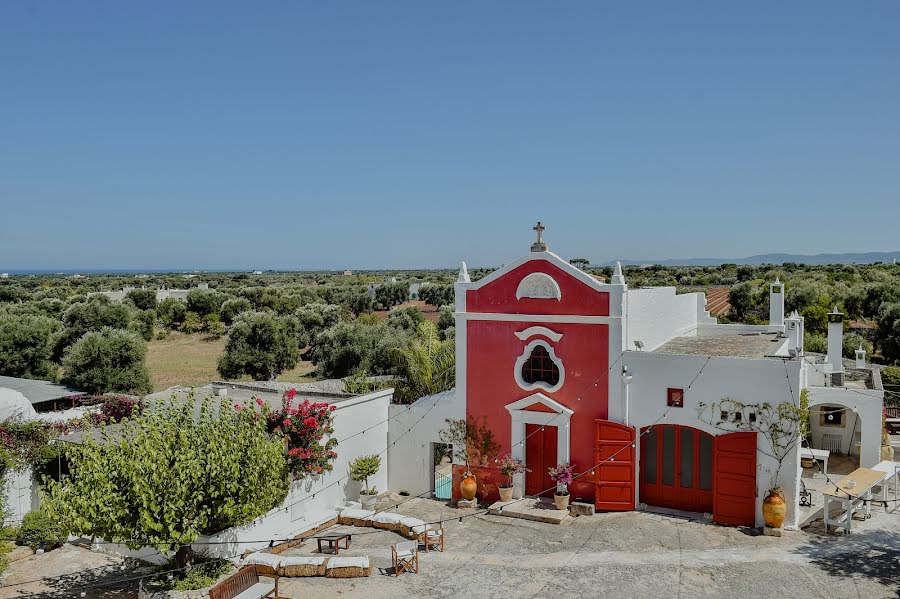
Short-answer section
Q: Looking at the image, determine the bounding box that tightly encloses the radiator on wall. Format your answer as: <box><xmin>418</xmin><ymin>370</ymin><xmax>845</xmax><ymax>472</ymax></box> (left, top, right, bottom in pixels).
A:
<box><xmin>822</xmin><ymin>433</ymin><xmax>842</xmax><ymax>453</ymax></box>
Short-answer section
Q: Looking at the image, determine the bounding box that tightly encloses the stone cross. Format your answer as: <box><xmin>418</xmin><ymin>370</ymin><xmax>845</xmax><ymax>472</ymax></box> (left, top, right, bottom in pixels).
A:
<box><xmin>531</xmin><ymin>221</ymin><xmax>548</xmax><ymax>252</ymax></box>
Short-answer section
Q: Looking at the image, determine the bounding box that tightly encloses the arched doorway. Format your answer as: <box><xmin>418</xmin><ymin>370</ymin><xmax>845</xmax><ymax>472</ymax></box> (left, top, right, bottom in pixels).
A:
<box><xmin>640</xmin><ymin>424</ymin><xmax>714</xmax><ymax>513</ymax></box>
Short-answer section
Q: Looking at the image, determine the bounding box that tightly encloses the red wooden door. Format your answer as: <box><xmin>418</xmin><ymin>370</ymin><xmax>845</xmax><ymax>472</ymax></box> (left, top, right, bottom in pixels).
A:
<box><xmin>525</xmin><ymin>424</ymin><xmax>557</xmax><ymax>496</ymax></box>
<box><xmin>594</xmin><ymin>420</ymin><xmax>636</xmax><ymax>511</ymax></box>
<box><xmin>713</xmin><ymin>431</ymin><xmax>757</xmax><ymax>526</ymax></box>
<box><xmin>639</xmin><ymin>425</ymin><xmax>713</xmax><ymax>514</ymax></box>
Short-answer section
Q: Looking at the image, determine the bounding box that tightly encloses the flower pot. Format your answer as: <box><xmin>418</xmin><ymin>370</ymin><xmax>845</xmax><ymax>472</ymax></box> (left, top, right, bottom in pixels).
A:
<box><xmin>882</xmin><ymin>445</ymin><xmax>895</xmax><ymax>461</ymax></box>
<box><xmin>359</xmin><ymin>492</ymin><xmax>377</xmax><ymax>510</ymax></box>
<box><xmin>460</xmin><ymin>474</ymin><xmax>477</xmax><ymax>501</ymax></box>
<box><xmin>554</xmin><ymin>494</ymin><xmax>570</xmax><ymax>511</ymax></box>
<box><xmin>762</xmin><ymin>489</ymin><xmax>786</xmax><ymax>529</ymax></box>
<box><xmin>498</xmin><ymin>486</ymin><xmax>514</xmax><ymax>502</ymax></box>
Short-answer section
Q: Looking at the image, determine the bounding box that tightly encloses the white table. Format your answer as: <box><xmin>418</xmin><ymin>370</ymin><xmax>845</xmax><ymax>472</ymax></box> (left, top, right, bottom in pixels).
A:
<box><xmin>823</xmin><ymin>467</ymin><xmax>886</xmax><ymax>535</ymax></box>
<box><xmin>872</xmin><ymin>460</ymin><xmax>899</xmax><ymax>512</ymax></box>
<box><xmin>801</xmin><ymin>447</ymin><xmax>830</xmax><ymax>475</ymax></box>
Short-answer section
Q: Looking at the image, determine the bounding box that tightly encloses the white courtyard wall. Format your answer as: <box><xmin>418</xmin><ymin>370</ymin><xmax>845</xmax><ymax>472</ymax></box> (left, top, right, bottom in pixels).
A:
<box><xmin>626</xmin><ymin>288</ymin><xmax>714</xmax><ymax>351</ymax></box>
<box><xmin>96</xmin><ymin>389</ymin><xmax>392</xmax><ymax>563</ymax></box>
<box><xmin>2</xmin><ymin>467</ymin><xmax>38</xmax><ymax>525</ymax></box>
<box><xmin>622</xmin><ymin>352</ymin><xmax>802</xmax><ymax>529</ymax></box>
<box><xmin>387</xmin><ymin>389</ymin><xmax>464</xmax><ymax>497</ymax></box>
<box><xmin>806</xmin><ymin>386</ymin><xmax>883</xmax><ymax>468</ymax></box>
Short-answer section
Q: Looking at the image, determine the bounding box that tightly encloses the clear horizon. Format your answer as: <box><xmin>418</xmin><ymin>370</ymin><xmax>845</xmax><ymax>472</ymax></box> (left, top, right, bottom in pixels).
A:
<box><xmin>2</xmin><ymin>2</ymin><xmax>898</xmax><ymax>271</ymax></box>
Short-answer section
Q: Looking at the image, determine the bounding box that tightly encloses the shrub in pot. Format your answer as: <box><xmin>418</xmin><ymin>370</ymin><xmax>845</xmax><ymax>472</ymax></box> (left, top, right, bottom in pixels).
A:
<box><xmin>350</xmin><ymin>454</ymin><xmax>381</xmax><ymax>509</ymax></box>
<box><xmin>548</xmin><ymin>462</ymin><xmax>574</xmax><ymax>511</ymax></box>
<box><xmin>497</xmin><ymin>455</ymin><xmax>528</xmax><ymax>502</ymax></box>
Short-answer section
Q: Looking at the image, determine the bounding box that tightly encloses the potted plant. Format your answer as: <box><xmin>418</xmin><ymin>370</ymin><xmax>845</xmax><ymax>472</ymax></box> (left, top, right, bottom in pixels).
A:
<box><xmin>548</xmin><ymin>462</ymin><xmax>574</xmax><ymax>511</ymax></box>
<box><xmin>497</xmin><ymin>455</ymin><xmax>528</xmax><ymax>502</ymax></box>
<box><xmin>350</xmin><ymin>454</ymin><xmax>381</xmax><ymax>510</ymax></box>
<box><xmin>440</xmin><ymin>416</ymin><xmax>500</xmax><ymax>504</ymax></box>
<box><xmin>762</xmin><ymin>486</ymin><xmax>786</xmax><ymax>528</ymax></box>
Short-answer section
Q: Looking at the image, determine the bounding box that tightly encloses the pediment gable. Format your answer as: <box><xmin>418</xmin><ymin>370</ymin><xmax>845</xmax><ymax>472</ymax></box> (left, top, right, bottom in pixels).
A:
<box><xmin>505</xmin><ymin>392</ymin><xmax>574</xmax><ymax>415</ymax></box>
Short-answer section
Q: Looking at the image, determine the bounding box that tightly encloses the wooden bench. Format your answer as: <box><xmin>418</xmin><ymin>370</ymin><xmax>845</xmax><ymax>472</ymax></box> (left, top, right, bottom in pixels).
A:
<box><xmin>209</xmin><ymin>565</ymin><xmax>280</xmax><ymax>599</ymax></box>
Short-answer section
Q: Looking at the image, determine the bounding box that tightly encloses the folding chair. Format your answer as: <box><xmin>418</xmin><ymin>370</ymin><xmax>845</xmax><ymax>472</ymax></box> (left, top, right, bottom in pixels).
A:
<box><xmin>392</xmin><ymin>540</ymin><xmax>419</xmax><ymax>576</ymax></box>
<box><xmin>419</xmin><ymin>523</ymin><xmax>444</xmax><ymax>552</ymax></box>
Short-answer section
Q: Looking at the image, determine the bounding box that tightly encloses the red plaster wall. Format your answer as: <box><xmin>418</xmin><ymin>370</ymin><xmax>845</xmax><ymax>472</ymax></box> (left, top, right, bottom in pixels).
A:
<box><xmin>466</xmin><ymin>261</ymin><xmax>609</xmax><ymax>316</ymax></box>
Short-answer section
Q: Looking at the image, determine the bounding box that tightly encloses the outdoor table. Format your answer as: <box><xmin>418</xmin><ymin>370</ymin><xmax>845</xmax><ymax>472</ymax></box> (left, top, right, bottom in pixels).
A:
<box><xmin>316</xmin><ymin>532</ymin><xmax>352</xmax><ymax>554</ymax></box>
<box><xmin>871</xmin><ymin>460</ymin><xmax>900</xmax><ymax>512</ymax></box>
<box><xmin>800</xmin><ymin>447</ymin><xmax>830</xmax><ymax>475</ymax></box>
<box><xmin>823</xmin><ymin>467</ymin><xmax>885</xmax><ymax>534</ymax></box>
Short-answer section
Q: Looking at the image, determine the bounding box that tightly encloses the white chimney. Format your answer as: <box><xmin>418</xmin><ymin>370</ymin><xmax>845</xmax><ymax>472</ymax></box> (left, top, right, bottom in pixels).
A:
<box><xmin>855</xmin><ymin>345</ymin><xmax>866</xmax><ymax>369</ymax></box>
<box><xmin>785</xmin><ymin>310</ymin><xmax>802</xmax><ymax>352</ymax></box>
<box><xmin>769</xmin><ymin>278</ymin><xmax>784</xmax><ymax>327</ymax></box>
<box><xmin>827</xmin><ymin>306</ymin><xmax>844</xmax><ymax>371</ymax></box>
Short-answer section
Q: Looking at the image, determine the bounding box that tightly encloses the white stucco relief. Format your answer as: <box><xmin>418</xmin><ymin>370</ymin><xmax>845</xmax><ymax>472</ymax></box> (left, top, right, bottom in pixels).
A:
<box><xmin>515</xmin><ymin>272</ymin><xmax>562</xmax><ymax>300</ymax></box>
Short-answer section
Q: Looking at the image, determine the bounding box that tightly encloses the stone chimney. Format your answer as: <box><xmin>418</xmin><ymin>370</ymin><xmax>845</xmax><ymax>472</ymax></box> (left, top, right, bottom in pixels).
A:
<box><xmin>769</xmin><ymin>278</ymin><xmax>784</xmax><ymax>327</ymax></box>
<box><xmin>855</xmin><ymin>344</ymin><xmax>866</xmax><ymax>369</ymax></box>
<box><xmin>827</xmin><ymin>306</ymin><xmax>844</xmax><ymax>371</ymax></box>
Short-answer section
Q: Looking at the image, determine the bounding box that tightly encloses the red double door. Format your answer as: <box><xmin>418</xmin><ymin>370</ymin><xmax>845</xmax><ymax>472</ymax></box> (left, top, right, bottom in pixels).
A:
<box><xmin>640</xmin><ymin>424</ymin><xmax>714</xmax><ymax>513</ymax></box>
<box><xmin>525</xmin><ymin>424</ymin><xmax>557</xmax><ymax>496</ymax></box>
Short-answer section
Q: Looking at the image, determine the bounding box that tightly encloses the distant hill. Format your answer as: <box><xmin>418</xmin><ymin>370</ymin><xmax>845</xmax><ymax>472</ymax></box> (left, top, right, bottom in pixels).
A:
<box><xmin>604</xmin><ymin>251</ymin><xmax>900</xmax><ymax>267</ymax></box>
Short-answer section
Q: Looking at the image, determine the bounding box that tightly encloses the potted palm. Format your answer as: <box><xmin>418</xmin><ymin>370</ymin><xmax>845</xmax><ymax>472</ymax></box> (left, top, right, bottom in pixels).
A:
<box><xmin>497</xmin><ymin>455</ymin><xmax>528</xmax><ymax>502</ymax></box>
<box><xmin>350</xmin><ymin>454</ymin><xmax>381</xmax><ymax>510</ymax></box>
<box><xmin>548</xmin><ymin>462</ymin><xmax>574</xmax><ymax>511</ymax></box>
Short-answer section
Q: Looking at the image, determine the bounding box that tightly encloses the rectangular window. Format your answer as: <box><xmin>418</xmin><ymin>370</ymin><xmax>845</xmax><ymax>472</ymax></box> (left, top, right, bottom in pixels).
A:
<box><xmin>667</xmin><ymin>388</ymin><xmax>684</xmax><ymax>408</ymax></box>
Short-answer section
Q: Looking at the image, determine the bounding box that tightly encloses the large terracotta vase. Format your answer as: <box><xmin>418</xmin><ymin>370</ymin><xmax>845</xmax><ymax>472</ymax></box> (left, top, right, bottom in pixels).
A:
<box><xmin>498</xmin><ymin>486</ymin><xmax>514</xmax><ymax>502</ymax></box>
<box><xmin>762</xmin><ymin>489</ymin><xmax>786</xmax><ymax>529</ymax></box>
<box><xmin>460</xmin><ymin>474</ymin><xmax>478</xmax><ymax>501</ymax></box>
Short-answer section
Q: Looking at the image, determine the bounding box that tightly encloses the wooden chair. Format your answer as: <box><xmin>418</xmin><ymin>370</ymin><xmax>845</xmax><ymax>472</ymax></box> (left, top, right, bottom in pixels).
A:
<box><xmin>209</xmin><ymin>565</ymin><xmax>280</xmax><ymax>599</ymax></box>
<box><xmin>391</xmin><ymin>540</ymin><xmax>419</xmax><ymax>576</ymax></box>
<box><xmin>417</xmin><ymin>523</ymin><xmax>444</xmax><ymax>552</ymax></box>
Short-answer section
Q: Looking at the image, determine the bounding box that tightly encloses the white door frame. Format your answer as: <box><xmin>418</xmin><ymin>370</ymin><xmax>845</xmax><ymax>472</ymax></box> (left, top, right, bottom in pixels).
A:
<box><xmin>505</xmin><ymin>393</ymin><xmax>573</xmax><ymax>498</ymax></box>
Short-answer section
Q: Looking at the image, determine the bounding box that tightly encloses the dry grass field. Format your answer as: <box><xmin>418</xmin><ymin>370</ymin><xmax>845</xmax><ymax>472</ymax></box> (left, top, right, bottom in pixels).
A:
<box><xmin>145</xmin><ymin>332</ymin><xmax>316</xmax><ymax>391</ymax></box>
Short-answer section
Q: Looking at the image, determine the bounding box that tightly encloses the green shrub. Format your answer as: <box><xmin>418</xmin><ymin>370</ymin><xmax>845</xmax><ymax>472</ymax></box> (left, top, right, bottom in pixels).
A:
<box><xmin>882</xmin><ymin>365</ymin><xmax>900</xmax><ymax>387</ymax></box>
<box><xmin>17</xmin><ymin>509</ymin><xmax>63</xmax><ymax>552</ymax></box>
<box><xmin>146</xmin><ymin>555</ymin><xmax>232</xmax><ymax>591</ymax></box>
<box><xmin>349</xmin><ymin>454</ymin><xmax>381</xmax><ymax>494</ymax></box>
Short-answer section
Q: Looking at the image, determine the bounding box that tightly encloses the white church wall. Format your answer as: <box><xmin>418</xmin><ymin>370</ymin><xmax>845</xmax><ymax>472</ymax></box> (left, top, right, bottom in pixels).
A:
<box><xmin>387</xmin><ymin>389</ymin><xmax>464</xmax><ymax>497</ymax></box>
<box><xmin>94</xmin><ymin>388</ymin><xmax>393</xmax><ymax>562</ymax></box>
<box><xmin>626</xmin><ymin>288</ymin><xmax>712</xmax><ymax>352</ymax></box>
<box><xmin>622</xmin><ymin>352</ymin><xmax>802</xmax><ymax>529</ymax></box>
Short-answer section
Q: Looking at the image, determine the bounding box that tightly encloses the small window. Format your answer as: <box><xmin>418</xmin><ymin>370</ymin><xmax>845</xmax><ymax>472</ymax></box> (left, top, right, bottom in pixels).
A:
<box><xmin>667</xmin><ymin>388</ymin><xmax>684</xmax><ymax>408</ymax></box>
<box><xmin>820</xmin><ymin>407</ymin><xmax>845</xmax><ymax>427</ymax></box>
<box><xmin>522</xmin><ymin>345</ymin><xmax>560</xmax><ymax>386</ymax></box>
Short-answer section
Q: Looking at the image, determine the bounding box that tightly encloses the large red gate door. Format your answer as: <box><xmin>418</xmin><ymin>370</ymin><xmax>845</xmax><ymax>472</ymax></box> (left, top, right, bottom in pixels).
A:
<box><xmin>713</xmin><ymin>432</ymin><xmax>757</xmax><ymax>526</ymax></box>
<box><xmin>594</xmin><ymin>420</ymin><xmax>636</xmax><ymax>511</ymax></box>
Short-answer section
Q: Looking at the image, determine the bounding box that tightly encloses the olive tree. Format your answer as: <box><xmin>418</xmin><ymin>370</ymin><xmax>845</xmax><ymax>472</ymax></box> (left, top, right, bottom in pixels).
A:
<box><xmin>125</xmin><ymin>289</ymin><xmax>157</xmax><ymax>311</ymax></box>
<box><xmin>43</xmin><ymin>396</ymin><xmax>288</xmax><ymax>568</ymax></box>
<box><xmin>217</xmin><ymin>311</ymin><xmax>301</xmax><ymax>380</ymax></box>
<box><xmin>61</xmin><ymin>328</ymin><xmax>152</xmax><ymax>395</ymax></box>
<box><xmin>0</xmin><ymin>314</ymin><xmax>59</xmax><ymax>379</ymax></box>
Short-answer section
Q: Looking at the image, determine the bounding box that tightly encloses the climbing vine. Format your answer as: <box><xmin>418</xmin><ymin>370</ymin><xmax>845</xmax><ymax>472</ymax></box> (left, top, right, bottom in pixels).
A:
<box><xmin>697</xmin><ymin>397</ymin><xmax>806</xmax><ymax>492</ymax></box>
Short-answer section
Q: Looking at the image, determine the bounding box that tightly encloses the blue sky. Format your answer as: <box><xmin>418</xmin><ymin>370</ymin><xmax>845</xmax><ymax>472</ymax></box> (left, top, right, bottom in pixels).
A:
<box><xmin>1</xmin><ymin>2</ymin><xmax>898</xmax><ymax>270</ymax></box>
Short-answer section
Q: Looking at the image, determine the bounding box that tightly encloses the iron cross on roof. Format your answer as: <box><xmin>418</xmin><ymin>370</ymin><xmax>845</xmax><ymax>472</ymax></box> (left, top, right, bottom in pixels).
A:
<box><xmin>531</xmin><ymin>221</ymin><xmax>548</xmax><ymax>252</ymax></box>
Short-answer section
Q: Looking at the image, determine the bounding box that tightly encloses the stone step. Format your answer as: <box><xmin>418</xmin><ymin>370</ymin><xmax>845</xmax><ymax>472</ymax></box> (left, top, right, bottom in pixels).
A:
<box><xmin>488</xmin><ymin>499</ymin><xmax>573</xmax><ymax>525</ymax></box>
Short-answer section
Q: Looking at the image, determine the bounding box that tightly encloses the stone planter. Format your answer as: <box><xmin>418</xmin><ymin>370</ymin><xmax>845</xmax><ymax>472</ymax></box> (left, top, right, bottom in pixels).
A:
<box><xmin>498</xmin><ymin>486</ymin><xmax>514</xmax><ymax>502</ymax></box>
<box><xmin>359</xmin><ymin>492</ymin><xmax>377</xmax><ymax>510</ymax></box>
<box><xmin>553</xmin><ymin>494</ymin><xmax>570</xmax><ymax>511</ymax></box>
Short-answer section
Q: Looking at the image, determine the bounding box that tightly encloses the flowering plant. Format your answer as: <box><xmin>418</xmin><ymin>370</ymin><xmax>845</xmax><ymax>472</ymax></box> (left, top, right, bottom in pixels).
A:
<box><xmin>497</xmin><ymin>455</ymin><xmax>529</xmax><ymax>488</ymax></box>
<box><xmin>267</xmin><ymin>388</ymin><xmax>338</xmax><ymax>480</ymax></box>
<box><xmin>548</xmin><ymin>462</ymin><xmax>574</xmax><ymax>496</ymax></box>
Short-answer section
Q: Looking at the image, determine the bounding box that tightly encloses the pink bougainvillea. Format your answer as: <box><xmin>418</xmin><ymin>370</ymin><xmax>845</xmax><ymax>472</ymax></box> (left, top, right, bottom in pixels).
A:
<box><xmin>267</xmin><ymin>388</ymin><xmax>338</xmax><ymax>480</ymax></box>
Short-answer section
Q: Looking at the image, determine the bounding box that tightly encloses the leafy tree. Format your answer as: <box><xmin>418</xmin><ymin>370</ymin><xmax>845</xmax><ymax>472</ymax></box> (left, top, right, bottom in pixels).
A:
<box><xmin>126</xmin><ymin>289</ymin><xmax>157</xmax><ymax>311</ymax></box>
<box><xmin>347</xmin><ymin>290</ymin><xmax>374</xmax><ymax>315</ymax></box>
<box><xmin>186</xmin><ymin>289</ymin><xmax>224</xmax><ymax>317</ymax></box>
<box><xmin>52</xmin><ymin>298</ymin><xmax>132</xmax><ymax>361</ymax></box>
<box><xmin>863</xmin><ymin>283</ymin><xmax>900</xmax><ymax>319</ymax></box>
<box><xmin>158</xmin><ymin>298</ymin><xmax>186</xmax><ymax>330</ymax></box>
<box><xmin>736</xmin><ymin>265</ymin><xmax>754</xmax><ymax>282</ymax></box>
<box><xmin>220</xmin><ymin>297</ymin><xmax>253</xmax><ymax>325</ymax></box>
<box><xmin>569</xmin><ymin>258</ymin><xmax>590</xmax><ymax>270</ymax></box>
<box><xmin>61</xmin><ymin>328</ymin><xmax>152</xmax><ymax>395</ymax></box>
<box><xmin>419</xmin><ymin>284</ymin><xmax>453</xmax><ymax>307</ymax></box>
<box><xmin>842</xmin><ymin>333</ymin><xmax>871</xmax><ymax>359</ymax></box>
<box><xmin>875</xmin><ymin>302</ymin><xmax>900</xmax><ymax>364</ymax></box>
<box><xmin>129</xmin><ymin>309</ymin><xmax>155</xmax><ymax>341</ymax></box>
<box><xmin>388</xmin><ymin>305</ymin><xmax>425</xmax><ymax>332</ymax></box>
<box><xmin>439</xmin><ymin>416</ymin><xmax>500</xmax><ymax>474</ymax></box>
<box><xmin>800</xmin><ymin>304</ymin><xmax>830</xmax><ymax>335</ymax></box>
<box><xmin>311</xmin><ymin>320</ymin><xmax>409</xmax><ymax>379</ymax></box>
<box><xmin>217</xmin><ymin>311</ymin><xmax>301</xmax><ymax>380</ymax></box>
<box><xmin>437</xmin><ymin>305</ymin><xmax>455</xmax><ymax>340</ymax></box>
<box><xmin>204</xmin><ymin>314</ymin><xmax>225</xmax><ymax>336</ymax></box>
<box><xmin>804</xmin><ymin>332</ymin><xmax>827</xmax><ymax>354</ymax></box>
<box><xmin>179</xmin><ymin>311</ymin><xmax>204</xmax><ymax>334</ymax></box>
<box><xmin>0</xmin><ymin>314</ymin><xmax>59</xmax><ymax>379</ymax></box>
<box><xmin>392</xmin><ymin>321</ymin><xmax>455</xmax><ymax>403</ymax></box>
<box><xmin>43</xmin><ymin>397</ymin><xmax>288</xmax><ymax>568</ymax></box>
<box><xmin>728</xmin><ymin>281</ymin><xmax>766</xmax><ymax>322</ymax></box>
<box><xmin>374</xmin><ymin>282</ymin><xmax>407</xmax><ymax>310</ymax></box>
<box><xmin>349</xmin><ymin>454</ymin><xmax>381</xmax><ymax>495</ymax></box>
<box><xmin>295</xmin><ymin>303</ymin><xmax>346</xmax><ymax>348</ymax></box>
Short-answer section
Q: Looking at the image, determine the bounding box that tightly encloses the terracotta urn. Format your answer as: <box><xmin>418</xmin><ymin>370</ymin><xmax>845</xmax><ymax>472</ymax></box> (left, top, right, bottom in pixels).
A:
<box><xmin>460</xmin><ymin>474</ymin><xmax>478</xmax><ymax>501</ymax></box>
<box><xmin>882</xmin><ymin>444</ymin><xmax>895</xmax><ymax>461</ymax></box>
<box><xmin>762</xmin><ymin>489</ymin><xmax>786</xmax><ymax>529</ymax></box>
<box><xmin>554</xmin><ymin>493</ymin><xmax>570</xmax><ymax>511</ymax></box>
<box><xmin>498</xmin><ymin>486</ymin><xmax>514</xmax><ymax>502</ymax></box>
